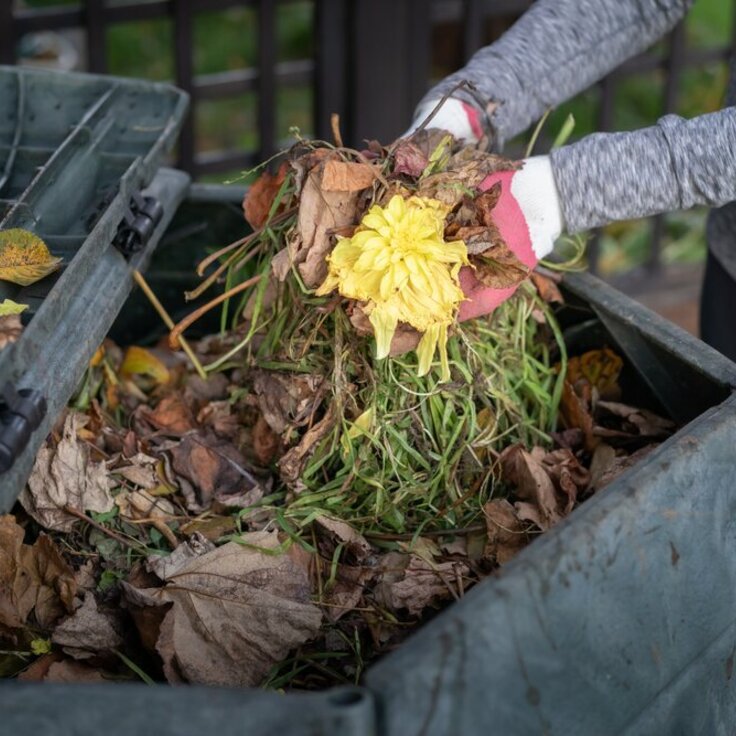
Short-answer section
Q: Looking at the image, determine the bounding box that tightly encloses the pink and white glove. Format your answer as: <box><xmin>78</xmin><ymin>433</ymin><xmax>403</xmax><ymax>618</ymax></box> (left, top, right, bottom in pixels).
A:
<box><xmin>458</xmin><ymin>157</ymin><xmax>564</xmax><ymax>322</ymax></box>
<box><xmin>405</xmin><ymin>98</ymin><xmax>484</xmax><ymax>144</ymax></box>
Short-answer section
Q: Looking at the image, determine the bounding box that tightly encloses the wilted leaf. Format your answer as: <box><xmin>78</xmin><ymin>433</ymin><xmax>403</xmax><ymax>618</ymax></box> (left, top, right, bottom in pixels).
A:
<box><xmin>123</xmin><ymin>531</ymin><xmax>322</xmax><ymax>687</ymax></box>
<box><xmin>0</xmin><ymin>515</ymin><xmax>76</xmax><ymax>630</ymax></box>
<box><xmin>541</xmin><ymin>448</ymin><xmax>590</xmax><ymax>513</ymax></box>
<box><xmin>559</xmin><ymin>380</ymin><xmax>596</xmax><ymax>452</ymax></box>
<box><xmin>392</xmin><ymin>139</ymin><xmax>429</xmax><ymax>178</ymax></box>
<box><xmin>243</xmin><ymin>162</ymin><xmax>289</xmax><ymax>230</ymax></box>
<box><xmin>470</xmin><ymin>243</ymin><xmax>531</xmax><ymax>290</ymax></box>
<box><xmin>38</xmin><ymin>659</ymin><xmax>112</xmax><ymax>683</ymax></box>
<box><xmin>483</xmin><ymin>499</ymin><xmax>530</xmax><ymax>565</ymax></box>
<box><xmin>321</xmin><ymin>564</ymin><xmax>373</xmax><ymax>622</ymax></box>
<box><xmin>321</xmin><ymin>161</ymin><xmax>376</xmax><ymax>192</ymax></box>
<box><xmin>596</xmin><ymin>401</ymin><xmax>674</xmax><ymax>439</ymax></box>
<box><xmin>277</xmin><ymin>159</ymin><xmax>363</xmax><ymax>288</ymax></box>
<box><xmin>138</xmin><ymin>394</ymin><xmax>196</xmax><ymax>436</ymax></box>
<box><xmin>501</xmin><ymin>446</ymin><xmax>562</xmax><ymax>530</ymax></box>
<box><xmin>315</xmin><ymin>515</ymin><xmax>373</xmax><ymax>561</ymax></box>
<box><xmin>567</xmin><ymin>348</ymin><xmax>623</xmax><ymax>401</ymax></box>
<box><xmin>252</xmin><ymin>371</ymin><xmax>325</xmax><ymax>436</ymax></box>
<box><xmin>147</xmin><ymin>533</ymin><xmax>215</xmax><ymax>581</ymax></box>
<box><xmin>52</xmin><ymin>592</ymin><xmax>123</xmax><ymax>659</ymax></box>
<box><xmin>279</xmin><ymin>405</ymin><xmax>337</xmax><ymax>485</ymax></box>
<box><xmin>530</xmin><ymin>272</ymin><xmax>564</xmax><ymax>304</ymax></box>
<box><xmin>21</xmin><ymin>412</ymin><xmax>113</xmax><ymax>532</ymax></box>
<box><xmin>252</xmin><ymin>414</ymin><xmax>281</xmax><ymax>465</ymax></box>
<box><xmin>120</xmin><ymin>346</ymin><xmax>171</xmax><ymax>385</ymax></box>
<box><xmin>376</xmin><ymin>553</ymin><xmax>468</xmax><ymax>617</ymax></box>
<box><xmin>0</xmin><ymin>229</ymin><xmax>62</xmax><ymax>286</ymax></box>
<box><xmin>170</xmin><ymin>431</ymin><xmax>262</xmax><ymax>512</ymax></box>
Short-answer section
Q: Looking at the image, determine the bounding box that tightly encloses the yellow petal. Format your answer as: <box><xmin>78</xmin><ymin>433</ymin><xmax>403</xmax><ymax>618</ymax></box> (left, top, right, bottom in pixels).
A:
<box><xmin>369</xmin><ymin>305</ymin><xmax>398</xmax><ymax>359</ymax></box>
<box><xmin>416</xmin><ymin>324</ymin><xmax>439</xmax><ymax>377</ymax></box>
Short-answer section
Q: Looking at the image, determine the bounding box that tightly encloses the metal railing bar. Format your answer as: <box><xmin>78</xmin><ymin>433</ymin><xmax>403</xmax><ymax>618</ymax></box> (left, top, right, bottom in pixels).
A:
<box><xmin>194</xmin><ymin>60</ymin><xmax>314</xmax><ymax>100</ymax></box>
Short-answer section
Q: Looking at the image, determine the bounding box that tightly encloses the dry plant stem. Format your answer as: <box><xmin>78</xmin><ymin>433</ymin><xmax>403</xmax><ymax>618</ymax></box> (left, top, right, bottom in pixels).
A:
<box><xmin>132</xmin><ymin>270</ymin><xmax>207</xmax><ymax>380</ymax></box>
<box><xmin>331</xmin><ymin>113</ymin><xmax>344</xmax><ymax>148</ymax></box>
<box><xmin>169</xmin><ymin>274</ymin><xmax>263</xmax><ymax>350</ymax></box>
<box><xmin>364</xmin><ymin>524</ymin><xmax>486</xmax><ymax>542</ymax></box>
<box><xmin>63</xmin><ymin>505</ymin><xmax>141</xmax><ymax>550</ymax></box>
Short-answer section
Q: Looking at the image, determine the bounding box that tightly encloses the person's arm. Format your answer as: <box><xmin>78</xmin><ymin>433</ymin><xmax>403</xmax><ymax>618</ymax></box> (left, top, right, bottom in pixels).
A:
<box><xmin>412</xmin><ymin>0</ymin><xmax>693</xmax><ymax>144</ymax></box>
<box><xmin>551</xmin><ymin>108</ymin><xmax>736</xmax><ymax>233</ymax></box>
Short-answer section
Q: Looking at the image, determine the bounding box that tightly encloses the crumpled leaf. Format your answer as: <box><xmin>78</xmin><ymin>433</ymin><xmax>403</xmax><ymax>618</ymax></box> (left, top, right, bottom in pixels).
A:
<box><xmin>530</xmin><ymin>272</ymin><xmax>564</xmax><ymax>304</ymax></box>
<box><xmin>0</xmin><ymin>515</ymin><xmax>76</xmax><ymax>629</ymax></box>
<box><xmin>122</xmin><ymin>531</ymin><xmax>322</xmax><ymax>687</ymax></box>
<box><xmin>26</xmin><ymin>658</ymin><xmax>112</xmax><ymax>683</ymax></box>
<box><xmin>273</xmin><ymin>157</ymin><xmax>363</xmax><ymax>288</ymax></box>
<box><xmin>559</xmin><ymin>379</ymin><xmax>596</xmax><ymax>452</ymax></box>
<box><xmin>138</xmin><ymin>394</ymin><xmax>197</xmax><ymax>436</ymax></box>
<box><xmin>243</xmin><ymin>162</ymin><xmax>289</xmax><ymax>230</ymax></box>
<box><xmin>52</xmin><ymin>592</ymin><xmax>123</xmax><ymax>659</ymax></box>
<box><xmin>471</xmin><ymin>243</ymin><xmax>531</xmax><ymax>289</ymax></box>
<box><xmin>0</xmin><ymin>228</ymin><xmax>62</xmax><ymax>286</ymax></box>
<box><xmin>392</xmin><ymin>139</ymin><xmax>429</xmax><ymax>178</ymax></box>
<box><xmin>252</xmin><ymin>414</ymin><xmax>281</xmax><ymax>466</ymax></box>
<box><xmin>321</xmin><ymin>564</ymin><xmax>373</xmax><ymax>622</ymax></box>
<box><xmin>375</xmin><ymin>552</ymin><xmax>468</xmax><ymax>617</ymax></box>
<box><xmin>321</xmin><ymin>160</ymin><xmax>376</xmax><ymax>192</ymax></box>
<box><xmin>541</xmin><ymin>448</ymin><xmax>590</xmax><ymax>513</ymax></box>
<box><xmin>21</xmin><ymin>412</ymin><xmax>113</xmax><ymax>532</ymax></box>
<box><xmin>483</xmin><ymin>499</ymin><xmax>530</xmax><ymax>565</ymax></box>
<box><xmin>170</xmin><ymin>430</ymin><xmax>264</xmax><ymax>512</ymax></box>
<box><xmin>596</xmin><ymin>401</ymin><xmax>674</xmax><ymax>439</ymax></box>
<box><xmin>147</xmin><ymin>533</ymin><xmax>215</xmax><ymax>580</ymax></box>
<box><xmin>501</xmin><ymin>446</ymin><xmax>562</xmax><ymax>531</ymax></box>
<box><xmin>112</xmin><ymin>452</ymin><xmax>159</xmax><ymax>489</ymax></box>
<box><xmin>252</xmin><ymin>371</ymin><xmax>325</xmax><ymax>436</ymax></box>
<box><xmin>315</xmin><ymin>515</ymin><xmax>373</xmax><ymax>561</ymax></box>
<box><xmin>279</xmin><ymin>405</ymin><xmax>338</xmax><ymax>485</ymax></box>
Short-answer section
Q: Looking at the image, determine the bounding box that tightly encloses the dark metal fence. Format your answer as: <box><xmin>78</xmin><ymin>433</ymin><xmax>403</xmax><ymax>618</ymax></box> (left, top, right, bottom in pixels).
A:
<box><xmin>2</xmin><ymin>0</ymin><xmax>735</xmax><ymax>276</ymax></box>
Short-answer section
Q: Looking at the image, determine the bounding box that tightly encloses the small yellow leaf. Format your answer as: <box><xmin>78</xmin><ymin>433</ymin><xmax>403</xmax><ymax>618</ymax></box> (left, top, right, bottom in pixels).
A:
<box><xmin>341</xmin><ymin>407</ymin><xmax>375</xmax><ymax>458</ymax></box>
<box><xmin>120</xmin><ymin>346</ymin><xmax>171</xmax><ymax>385</ymax></box>
<box><xmin>0</xmin><ymin>299</ymin><xmax>28</xmax><ymax>316</ymax></box>
<box><xmin>89</xmin><ymin>345</ymin><xmax>105</xmax><ymax>368</ymax></box>
<box><xmin>0</xmin><ymin>229</ymin><xmax>62</xmax><ymax>286</ymax></box>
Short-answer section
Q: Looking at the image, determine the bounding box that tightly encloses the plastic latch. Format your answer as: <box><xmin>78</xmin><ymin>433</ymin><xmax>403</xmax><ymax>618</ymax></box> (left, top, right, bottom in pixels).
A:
<box><xmin>0</xmin><ymin>382</ymin><xmax>47</xmax><ymax>474</ymax></box>
<box><xmin>113</xmin><ymin>191</ymin><xmax>164</xmax><ymax>256</ymax></box>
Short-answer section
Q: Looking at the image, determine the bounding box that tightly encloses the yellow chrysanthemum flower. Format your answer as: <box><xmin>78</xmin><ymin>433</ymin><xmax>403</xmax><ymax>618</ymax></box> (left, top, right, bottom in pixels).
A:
<box><xmin>316</xmin><ymin>194</ymin><xmax>468</xmax><ymax>380</ymax></box>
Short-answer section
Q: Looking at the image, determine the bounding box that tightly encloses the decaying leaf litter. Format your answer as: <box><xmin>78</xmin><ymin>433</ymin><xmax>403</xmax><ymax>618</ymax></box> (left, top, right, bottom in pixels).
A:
<box><xmin>0</xmin><ymin>122</ymin><xmax>675</xmax><ymax>689</ymax></box>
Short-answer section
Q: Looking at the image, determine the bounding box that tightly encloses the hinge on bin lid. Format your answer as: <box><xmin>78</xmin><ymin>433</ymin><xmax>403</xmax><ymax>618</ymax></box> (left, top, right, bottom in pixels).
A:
<box><xmin>0</xmin><ymin>382</ymin><xmax>46</xmax><ymax>474</ymax></box>
<box><xmin>113</xmin><ymin>190</ymin><xmax>164</xmax><ymax>256</ymax></box>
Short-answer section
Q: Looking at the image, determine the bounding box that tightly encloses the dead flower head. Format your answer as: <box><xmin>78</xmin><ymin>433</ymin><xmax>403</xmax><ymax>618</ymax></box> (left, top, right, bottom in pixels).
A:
<box><xmin>316</xmin><ymin>194</ymin><xmax>468</xmax><ymax>380</ymax></box>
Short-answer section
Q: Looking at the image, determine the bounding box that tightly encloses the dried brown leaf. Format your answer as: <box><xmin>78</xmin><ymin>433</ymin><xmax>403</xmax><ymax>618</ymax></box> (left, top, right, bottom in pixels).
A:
<box><xmin>321</xmin><ymin>160</ymin><xmax>377</xmax><ymax>192</ymax></box>
<box><xmin>123</xmin><ymin>531</ymin><xmax>322</xmax><ymax>687</ymax></box>
<box><xmin>392</xmin><ymin>140</ymin><xmax>429</xmax><ymax>178</ymax></box>
<box><xmin>21</xmin><ymin>412</ymin><xmax>113</xmax><ymax>532</ymax></box>
<box><xmin>140</xmin><ymin>394</ymin><xmax>197</xmax><ymax>436</ymax></box>
<box><xmin>279</xmin><ymin>405</ymin><xmax>338</xmax><ymax>485</ymax></box>
<box><xmin>52</xmin><ymin>592</ymin><xmax>123</xmax><ymax>659</ymax></box>
<box><xmin>315</xmin><ymin>515</ymin><xmax>373</xmax><ymax>561</ymax></box>
<box><xmin>252</xmin><ymin>371</ymin><xmax>325</xmax><ymax>436</ymax></box>
<box><xmin>501</xmin><ymin>446</ymin><xmax>562</xmax><ymax>531</ymax></box>
<box><xmin>560</xmin><ymin>380</ymin><xmax>597</xmax><ymax>452</ymax></box>
<box><xmin>470</xmin><ymin>244</ymin><xmax>531</xmax><ymax>290</ymax></box>
<box><xmin>0</xmin><ymin>516</ymin><xmax>76</xmax><ymax>629</ymax></box>
<box><xmin>530</xmin><ymin>272</ymin><xmax>564</xmax><ymax>304</ymax></box>
<box><xmin>243</xmin><ymin>162</ymin><xmax>289</xmax><ymax>230</ymax></box>
<box><xmin>376</xmin><ymin>554</ymin><xmax>468</xmax><ymax>617</ymax></box>
<box><xmin>483</xmin><ymin>499</ymin><xmax>530</xmax><ymax>565</ymax></box>
<box><xmin>252</xmin><ymin>413</ymin><xmax>281</xmax><ymax>465</ymax></box>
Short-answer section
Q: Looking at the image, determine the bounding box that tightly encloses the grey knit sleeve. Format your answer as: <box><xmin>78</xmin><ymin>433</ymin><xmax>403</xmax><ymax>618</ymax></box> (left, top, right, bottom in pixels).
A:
<box><xmin>550</xmin><ymin>109</ymin><xmax>736</xmax><ymax>233</ymax></box>
<box><xmin>419</xmin><ymin>0</ymin><xmax>693</xmax><ymax>144</ymax></box>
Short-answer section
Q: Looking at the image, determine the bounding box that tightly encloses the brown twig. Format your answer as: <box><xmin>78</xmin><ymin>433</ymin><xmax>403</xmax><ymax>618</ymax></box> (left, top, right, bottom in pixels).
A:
<box><xmin>63</xmin><ymin>505</ymin><xmax>143</xmax><ymax>550</ymax></box>
<box><xmin>330</xmin><ymin>113</ymin><xmax>344</xmax><ymax>148</ymax></box>
<box><xmin>168</xmin><ymin>273</ymin><xmax>263</xmax><ymax>351</ymax></box>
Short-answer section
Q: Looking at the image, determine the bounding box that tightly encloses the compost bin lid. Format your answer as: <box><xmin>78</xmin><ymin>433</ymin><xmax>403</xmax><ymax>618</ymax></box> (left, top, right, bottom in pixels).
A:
<box><xmin>0</xmin><ymin>66</ymin><xmax>189</xmax><ymax>504</ymax></box>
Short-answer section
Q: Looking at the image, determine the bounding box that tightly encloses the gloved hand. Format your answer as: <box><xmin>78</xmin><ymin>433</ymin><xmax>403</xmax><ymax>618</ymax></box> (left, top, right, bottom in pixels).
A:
<box><xmin>405</xmin><ymin>98</ymin><xmax>484</xmax><ymax>144</ymax></box>
<box><xmin>458</xmin><ymin>156</ymin><xmax>565</xmax><ymax>322</ymax></box>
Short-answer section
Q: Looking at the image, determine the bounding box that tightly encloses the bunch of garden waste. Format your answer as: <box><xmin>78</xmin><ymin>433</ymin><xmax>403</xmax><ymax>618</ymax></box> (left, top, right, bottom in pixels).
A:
<box><xmin>0</xmin><ymin>123</ymin><xmax>675</xmax><ymax>690</ymax></box>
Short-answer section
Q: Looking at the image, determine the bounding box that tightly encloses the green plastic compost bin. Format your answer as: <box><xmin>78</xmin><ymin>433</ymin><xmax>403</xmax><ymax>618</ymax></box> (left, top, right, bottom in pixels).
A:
<box><xmin>3</xmin><ymin>66</ymin><xmax>736</xmax><ymax>736</ymax></box>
